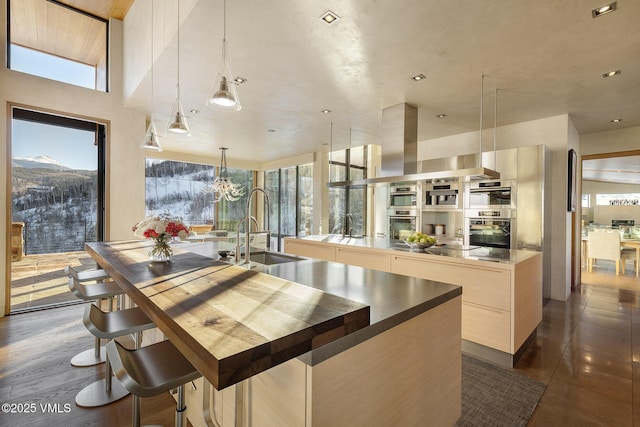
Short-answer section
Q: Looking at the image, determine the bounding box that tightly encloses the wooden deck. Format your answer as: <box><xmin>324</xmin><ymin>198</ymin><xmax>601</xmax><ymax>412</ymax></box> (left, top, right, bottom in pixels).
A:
<box><xmin>10</xmin><ymin>251</ymin><xmax>101</xmax><ymax>312</ymax></box>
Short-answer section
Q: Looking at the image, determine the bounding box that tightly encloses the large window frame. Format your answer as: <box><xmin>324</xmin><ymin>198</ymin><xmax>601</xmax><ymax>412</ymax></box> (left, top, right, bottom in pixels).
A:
<box><xmin>329</xmin><ymin>146</ymin><xmax>368</xmax><ymax>236</ymax></box>
<box><xmin>264</xmin><ymin>164</ymin><xmax>313</xmax><ymax>251</ymax></box>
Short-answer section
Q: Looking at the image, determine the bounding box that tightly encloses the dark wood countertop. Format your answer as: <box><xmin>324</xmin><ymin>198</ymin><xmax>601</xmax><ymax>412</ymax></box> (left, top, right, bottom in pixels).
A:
<box><xmin>86</xmin><ymin>240</ymin><xmax>370</xmax><ymax>390</ymax></box>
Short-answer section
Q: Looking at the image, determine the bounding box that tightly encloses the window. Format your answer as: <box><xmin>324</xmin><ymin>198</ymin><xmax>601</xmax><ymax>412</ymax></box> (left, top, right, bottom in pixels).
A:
<box><xmin>595</xmin><ymin>193</ymin><xmax>640</xmax><ymax>206</ymax></box>
<box><xmin>8</xmin><ymin>0</ymin><xmax>109</xmax><ymax>91</ymax></box>
<box><xmin>144</xmin><ymin>159</ymin><xmax>215</xmax><ymax>225</ymax></box>
<box><xmin>214</xmin><ymin>168</ymin><xmax>254</xmax><ymax>232</ymax></box>
<box><xmin>329</xmin><ymin>146</ymin><xmax>367</xmax><ymax>235</ymax></box>
<box><xmin>144</xmin><ymin>159</ymin><xmax>253</xmax><ymax>232</ymax></box>
<box><xmin>264</xmin><ymin>164</ymin><xmax>314</xmax><ymax>250</ymax></box>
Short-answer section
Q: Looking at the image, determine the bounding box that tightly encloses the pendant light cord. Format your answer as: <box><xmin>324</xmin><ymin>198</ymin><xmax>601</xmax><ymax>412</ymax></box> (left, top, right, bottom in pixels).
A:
<box><xmin>176</xmin><ymin>0</ymin><xmax>180</xmax><ymax>99</ymax></box>
<box><xmin>221</xmin><ymin>0</ymin><xmax>227</xmax><ymax>67</ymax></box>
<box><xmin>150</xmin><ymin>0</ymin><xmax>154</xmax><ymax>120</ymax></box>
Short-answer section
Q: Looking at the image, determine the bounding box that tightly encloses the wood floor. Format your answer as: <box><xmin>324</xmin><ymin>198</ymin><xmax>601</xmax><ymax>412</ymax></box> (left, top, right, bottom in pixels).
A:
<box><xmin>1</xmin><ymin>261</ymin><xmax>639</xmax><ymax>426</ymax></box>
<box><xmin>0</xmin><ymin>303</ymin><xmax>178</xmax><ymax>426</ymax></box>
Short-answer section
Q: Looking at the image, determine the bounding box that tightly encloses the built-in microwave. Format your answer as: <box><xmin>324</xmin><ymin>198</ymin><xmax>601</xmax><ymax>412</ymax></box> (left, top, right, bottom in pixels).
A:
<box><xmin>469</xmin><ymin>180</ymin><xmax>513</xmax><ymax>209</ymax></box>
<box><xmin>389</xmin><ymin>183</ymin><xmax>417</xmax><ymax>208</ymax></box>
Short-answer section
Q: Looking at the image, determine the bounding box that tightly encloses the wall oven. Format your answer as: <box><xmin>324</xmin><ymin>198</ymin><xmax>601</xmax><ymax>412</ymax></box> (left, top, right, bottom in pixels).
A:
<box><xmin>424</xmin><ymin>182</ymin><xmax>459</xmax><ymax>210</ymax></box>
<box><xmin>389</xmin><ymin>183</ymin><xmax>417</xmax><ymax>208</ymax></box>
<box><xmin>469</xmin><ymin>180</ymin><xmax>513</xmax><ymax>209</ymax></box>
<box><xmin>388</xmin><ymin>208</ymin><xmax>418</xmax><ymax>242</ymax></box>
<box><xmin>466</xmin><ymin>209</ymin><xmax>515</xmax><ymax>249</ymax></box>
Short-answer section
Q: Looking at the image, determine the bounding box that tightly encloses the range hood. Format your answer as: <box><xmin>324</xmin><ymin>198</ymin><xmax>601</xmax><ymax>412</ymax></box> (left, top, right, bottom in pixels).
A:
<box><xmin>327</xmin><ymin>102</ymin><xmax>500</xmax><ymax>188</ymax></box>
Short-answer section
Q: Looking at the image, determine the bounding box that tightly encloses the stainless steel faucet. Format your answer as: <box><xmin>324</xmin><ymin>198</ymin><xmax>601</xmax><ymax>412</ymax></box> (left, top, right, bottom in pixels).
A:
<box><xmin>343</xmin><ymin>213</ymin><xmax>354</xmax><ymax>237</ymax></box>
<box><xmin>243</xmin><ymin>187</ymin><xmax>271</xmax><ymax>265</ymax></box>
<box><xmin>235</xmin><ymin>215</ymin><xmax>259</xmax><ymax>263</ymax></box>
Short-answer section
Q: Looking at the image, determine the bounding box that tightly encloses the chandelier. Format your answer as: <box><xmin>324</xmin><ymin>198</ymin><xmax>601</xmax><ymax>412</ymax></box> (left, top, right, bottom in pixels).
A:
<box><xmin>209</xmin><ymin>147</ymin><xmax>245</xmax><ymax>202</ymax></box>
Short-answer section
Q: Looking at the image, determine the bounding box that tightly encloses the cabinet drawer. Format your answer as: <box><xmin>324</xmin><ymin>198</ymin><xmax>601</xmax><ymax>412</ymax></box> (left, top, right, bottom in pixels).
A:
<box><xmin>462</xmin><ymin>302</ymin><xmax>511</xmax><ymax>353</ymax></box>
<box><xmin>284</xmin><ymin>241</ymin><xmax>336</xmax><ymax>261</ymax></box>
<box><xmin>391</xmin><ymin>255</ymin><xmax>510</xmax><ymax>310</ymax></box>
<box><xmin>336</xmin><ymin>248</ymin><xmax>391</xmax><ymax>272</ymax></box>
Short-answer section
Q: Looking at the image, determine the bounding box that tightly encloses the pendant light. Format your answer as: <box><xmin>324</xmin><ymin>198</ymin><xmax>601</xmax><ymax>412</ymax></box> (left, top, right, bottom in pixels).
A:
<box><xmin>210</xmin><ymin>147</ymin><xmax>245</xmax><ymax>202</ymax></box>
<box><xmin>141</xmin><ymin>0</ymin><xmax>162</xmax><ymax>151</ymax></box>
<box><xmin>166</xmin><ymin>0</ymin><xmax>190</xmax><ymax>134</ymax></box>
<box><xmin>206</xmin><ymin>0</ymin><xmax>241</xmax><ymax>111</ymax></box>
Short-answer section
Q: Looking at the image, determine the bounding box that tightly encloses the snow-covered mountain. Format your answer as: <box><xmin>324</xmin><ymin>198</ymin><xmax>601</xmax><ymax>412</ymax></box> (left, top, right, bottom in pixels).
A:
<box><xmin>12</xmin><ymin>155</ymin><xmax>70</xmax><ymax>170</ymax></box>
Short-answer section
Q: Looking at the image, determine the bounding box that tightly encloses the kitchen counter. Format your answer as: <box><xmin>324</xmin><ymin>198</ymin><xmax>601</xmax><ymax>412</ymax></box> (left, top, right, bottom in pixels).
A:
<box><xmin>85</xmin><ymin>240</ymin><xmax>370</xmax><ymax>390</ymax></box>
<box><xmin>290</xmin><ymin>234</ymin><xmax>540</xmax><ymax>264</ymax></box>
<box><xmin>170</xmin><ymin>241</ymin><xmax>462</xmax><ymax>364</ymax></box>
<box><xmin>285</xmin><ymin>234</ymin><xmax>543</xmax><ymax>367</ymax></box>
<box><xmin>86</xmin><ymin>240</ymin><xmax>462</xmax><ymax>426</ymax></box>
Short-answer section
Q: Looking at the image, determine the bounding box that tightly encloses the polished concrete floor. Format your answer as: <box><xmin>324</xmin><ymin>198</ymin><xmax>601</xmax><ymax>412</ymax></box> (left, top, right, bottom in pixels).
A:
<box><xmin>521</xmin><ymin>262</ymin><xmax>639</xmax><ymax>426</ymax></box>
<box><xmin>6</xmin><ymin>254</ymin><xmax>640</xmax><ymax>425</ymax></box>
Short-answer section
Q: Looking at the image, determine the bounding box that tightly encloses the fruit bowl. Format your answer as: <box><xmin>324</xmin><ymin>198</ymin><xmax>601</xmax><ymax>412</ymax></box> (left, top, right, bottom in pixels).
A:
<box><xmin>403</xmin><ymin>239</ymin><xmax>435</xmax><ymax>251</ymax></box>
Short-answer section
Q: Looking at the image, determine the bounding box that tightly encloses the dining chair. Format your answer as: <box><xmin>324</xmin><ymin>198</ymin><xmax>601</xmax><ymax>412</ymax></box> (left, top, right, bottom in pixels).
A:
<box><xmin>587</xmin><ymin>231</ymin><xmax>635</xmax><ymax>275</ymax></box>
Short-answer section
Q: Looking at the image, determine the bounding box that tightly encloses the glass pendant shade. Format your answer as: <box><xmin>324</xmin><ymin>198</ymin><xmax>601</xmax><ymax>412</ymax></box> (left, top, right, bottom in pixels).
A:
<box><xmin>206</xmin><ymin>57</ymin><xmax>241</xmax><ymax>111</ymax></box>
<box><xmin>140</xmin><ymin>120</ymin><xmax>162</xmax><ymax>151</ymax></box>
<box><xmin>167</xmin><ymin>94</ymin><xmax>190</xmax><ymax>134</ymax></box>
<box><xmin>206</xmin><ymin>0</ymin><xmax>241</xmax><ymax>112</ymax></box>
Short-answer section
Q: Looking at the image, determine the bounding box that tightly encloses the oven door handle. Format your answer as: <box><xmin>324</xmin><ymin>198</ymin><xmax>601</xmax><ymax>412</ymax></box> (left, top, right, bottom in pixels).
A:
<box><xmin>469</xmin><ymin>187</ymin><xmax>510</xmax><ymax>193</ymax></box>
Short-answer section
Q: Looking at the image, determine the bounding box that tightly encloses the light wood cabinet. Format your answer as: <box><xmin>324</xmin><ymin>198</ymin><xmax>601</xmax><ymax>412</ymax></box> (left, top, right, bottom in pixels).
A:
<box><xmin>284</xmin><ymin>239</ymin><xmax>336</xmax><ymax>261</ymax></box>
<box><xmin>336</xmin><ymin>247</ymin><xmax>391</xmax><ymax>272</ymax></box>
<box><xmin>285</xmin><ymin>237</ymin><xmax>542</xmax><ymax>358</ymax></box>
<box><xmin>185</xmin><ymin>297</ymin><xmax>462</xmax><ymax>427</ymax></box>
<box><xmin>461</xmin><ymin>301</ymin><xmax>510</xmax><ymax>353</ymax></box>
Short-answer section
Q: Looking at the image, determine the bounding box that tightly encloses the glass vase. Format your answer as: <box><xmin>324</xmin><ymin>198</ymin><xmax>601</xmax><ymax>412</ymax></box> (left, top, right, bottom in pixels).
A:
<box><xmin>149</xmin><ymin>235</ymin><xmax>173</xmax><ymax>262</ymax></box>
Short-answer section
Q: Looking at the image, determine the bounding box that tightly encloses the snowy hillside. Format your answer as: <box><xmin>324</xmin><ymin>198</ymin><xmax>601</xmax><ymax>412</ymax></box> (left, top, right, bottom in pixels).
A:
<box><xmin>12</xmin><ymin>155</ymin><xmax>70</xmax><ymax>170</ymax></box>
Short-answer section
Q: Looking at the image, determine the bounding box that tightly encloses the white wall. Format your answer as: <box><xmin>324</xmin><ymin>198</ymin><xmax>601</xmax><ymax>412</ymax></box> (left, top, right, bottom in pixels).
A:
<box><xmin>417</xmin><ymin>115</ymin><xmax>574</xmax><ymax>301</ymax></box>
<box><xmin>1</xmin><ymin>9</ymin><xmax>147</xmax><ymax>315</ymax></box>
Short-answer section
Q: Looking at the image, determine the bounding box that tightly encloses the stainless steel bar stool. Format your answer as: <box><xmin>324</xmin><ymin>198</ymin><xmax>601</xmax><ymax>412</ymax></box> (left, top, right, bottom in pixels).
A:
<box><xmin>75</xmin><ymin>304</ymin><xmax>155</xmax><ymax>408</ymax></box>
<box><xmin>107</xmin><ymin>339</ymin><xmax>201</xmax><ymax>427</ymax></box>
<box><xmin>66</xmin><ymin>265</ymin><xmax>124</xmax><ymax>367</ymax></box>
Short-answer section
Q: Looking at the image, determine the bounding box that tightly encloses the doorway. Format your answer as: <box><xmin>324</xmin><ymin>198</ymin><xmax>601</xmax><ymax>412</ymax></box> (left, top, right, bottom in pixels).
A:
<box><xmin>580</xmin><ymin>150</ymin><xmax>640</xmax><ymax>279</ymax></box>
<box><xmin>9</xmin><ymin>107</ymin><xmax>106</xmax><ymax>313</ymax></box>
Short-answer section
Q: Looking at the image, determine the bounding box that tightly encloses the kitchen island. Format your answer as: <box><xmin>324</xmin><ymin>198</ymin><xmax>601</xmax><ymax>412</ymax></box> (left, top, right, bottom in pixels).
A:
<box><xmin>285</xmin><ymin>235</ymin><xmax>543</xmax><ymax>367</ymax></box>
<box><xmin>86</xmin><ymin>240</ymin><xmax>462</xmax><ymax>426</ymax></box>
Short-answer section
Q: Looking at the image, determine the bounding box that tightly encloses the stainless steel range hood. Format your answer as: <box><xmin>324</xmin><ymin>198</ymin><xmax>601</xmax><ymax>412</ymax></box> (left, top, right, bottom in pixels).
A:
<box><xmin>327</xmin><ymin>102</ymin><xmax>499</xmax><ymax>187</ymax></box>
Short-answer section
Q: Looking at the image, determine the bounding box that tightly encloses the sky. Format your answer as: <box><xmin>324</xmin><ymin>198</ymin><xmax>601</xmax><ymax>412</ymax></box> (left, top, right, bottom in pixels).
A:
<box><xmin>12</xmin><ymin>120</ymin><xmax>97</xmax><ymax>171</ymax></box>
<box><xmin>10</xmin><ymin>45</ymin><xmax>99</xmax><ymax>171</ymax></box>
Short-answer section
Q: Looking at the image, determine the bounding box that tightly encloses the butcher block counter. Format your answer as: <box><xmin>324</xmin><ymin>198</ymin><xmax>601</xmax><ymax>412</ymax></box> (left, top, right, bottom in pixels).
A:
<box><xmin>86</xmin><ymin>240</ymin><xmax>463</xmax><ymax>426</ymax></box>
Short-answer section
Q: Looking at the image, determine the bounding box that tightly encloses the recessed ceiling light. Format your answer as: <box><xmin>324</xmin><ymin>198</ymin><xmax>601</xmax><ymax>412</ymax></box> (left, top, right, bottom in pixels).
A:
<box><xmin>320</xmin><ymin>10</ymin><xmax>340</xmax><ymax>24</ymax></box>
<box><xmin>592</xmin><ymin>2</ymin><xmax>617</xmax><ymax>18</ymax></box>
<box><xmin>436</xmin><ymin>114</ymin><xmax>447</xmax><ymax>118</ymax></box>
<box><xmin>234</xmin><ymin>77</ymin><xmax>247</xmax><ymax>84</ymax></box>
<box><xmin>189</xmin><ymin>109</ymin><xmax>200</xmax><ymax>114</ymax></box>
<box><xmin>611</xmin><ymin>118</ymin><xmax>623</xmax><ymax>123</ymax></box>
<box><xmin>267</xmin><ymin>129</ymin><xmax>276</xmax><ymax>132</ymax></box>
<box><xmin>321</xmin><ymin>109</ymin><xmax>332</xmax><ymax>114</ymax></box>
<box><xmin>602</xmin><ymin>69</ymin><xmax>621</xmax><ymax>78</ymax></box>
<box><xmin>412</xmin><ymin>74</ymin><xmax>426</xmax><ymax>81</ymax></box>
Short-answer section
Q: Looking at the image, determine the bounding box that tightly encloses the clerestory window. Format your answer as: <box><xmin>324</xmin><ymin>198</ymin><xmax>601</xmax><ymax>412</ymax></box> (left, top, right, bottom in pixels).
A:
<box><xmin>7</xmin><ymin>0</ymin><xmax>109</xmax><ymax>91</ymax></box>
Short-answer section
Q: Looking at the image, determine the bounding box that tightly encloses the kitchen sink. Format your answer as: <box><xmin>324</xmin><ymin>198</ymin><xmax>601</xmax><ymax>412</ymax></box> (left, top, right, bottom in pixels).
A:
<box><xmin>249</xmin><ymin>251</ymin><xmax>307</xmax><ymax>265</ymax></box>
